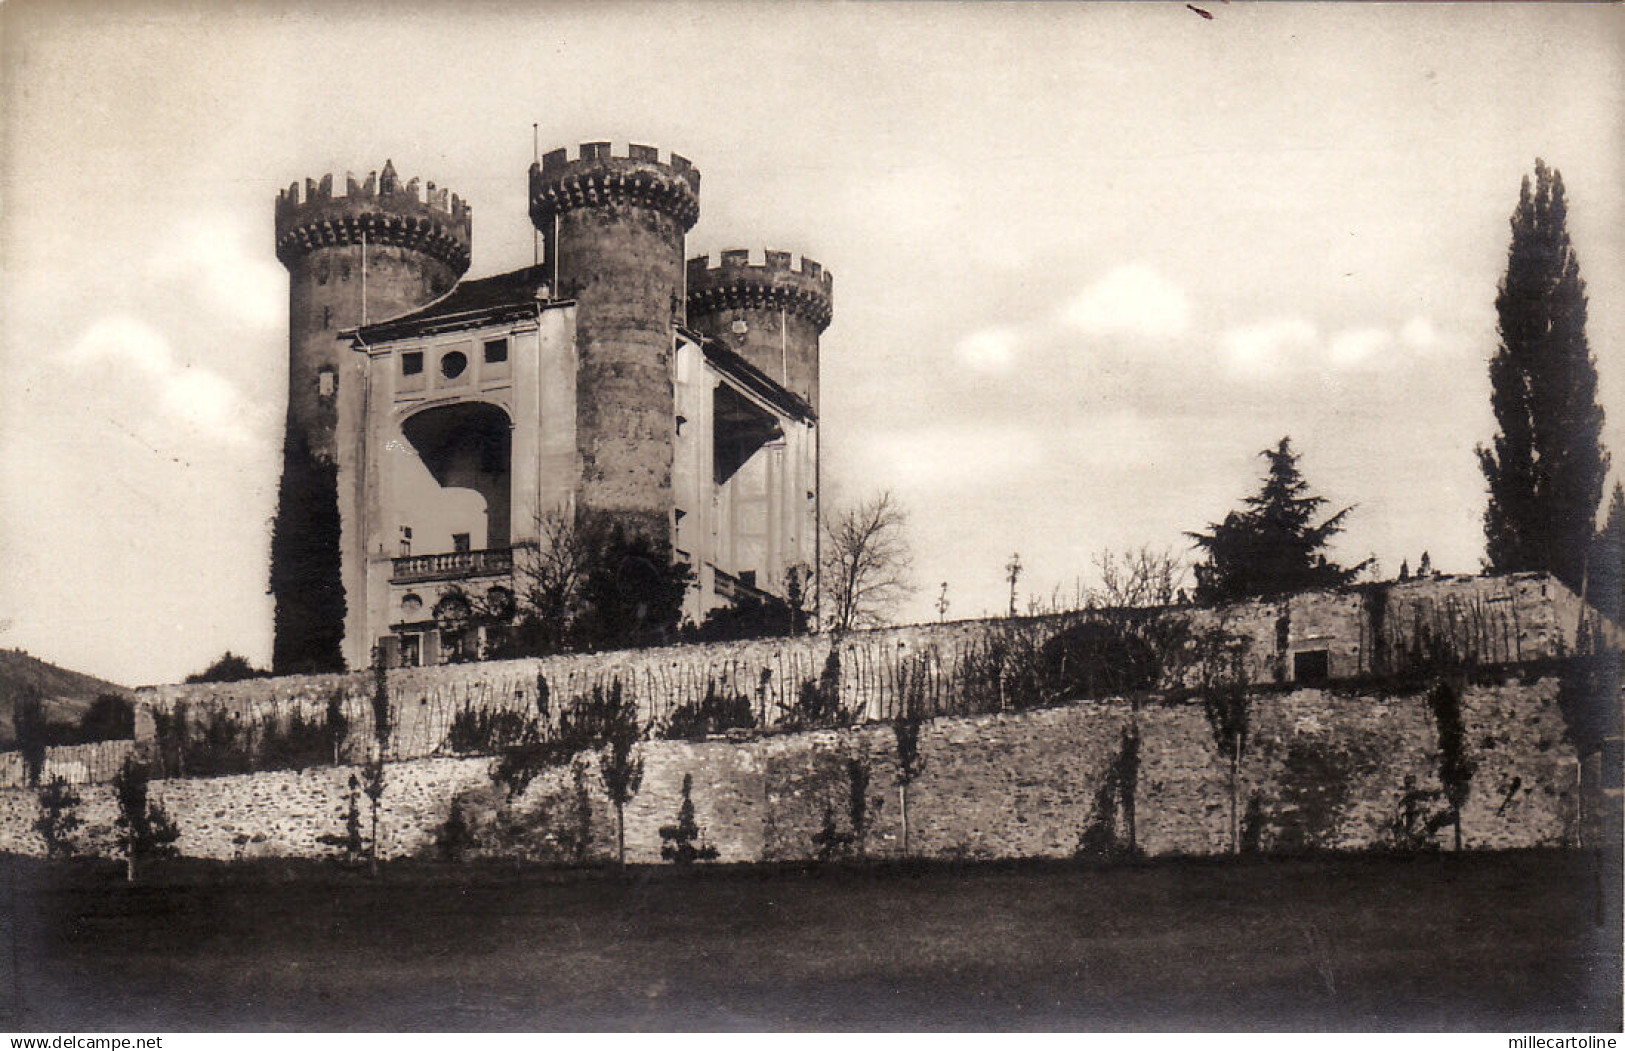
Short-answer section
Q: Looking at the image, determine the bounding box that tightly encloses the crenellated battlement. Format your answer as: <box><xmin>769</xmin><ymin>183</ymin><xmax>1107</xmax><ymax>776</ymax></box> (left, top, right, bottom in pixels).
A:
<box><xmin>529</xmin><ymin>141</ymin><xmax>701</xmax><ymax>231</ymax></box>
<box><xmin>686</xmin><ymin>249</ymin><xmax>834</xmax><ymax>332</ymax></box>
<box><xmin>274</xmin><ymin>159</ymin><xmax>473</xmax><ymax>273</ymax></box>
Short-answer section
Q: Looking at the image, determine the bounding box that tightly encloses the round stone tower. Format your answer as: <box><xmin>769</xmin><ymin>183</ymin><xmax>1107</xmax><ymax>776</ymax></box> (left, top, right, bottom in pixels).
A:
<box><xmin>686</xmin><ymin>250</ymin><xmax>833</xmax><ymax>412</ymax></box>
<box><xmin>529</xmin><ymin>142</ymin><xmax>700</xmax><ymax>541</ymax></box>
<box><xmin>275</xmin><ymin>161</ymin><xmax>472</xmax><ymax>464</ymax></box>
<box><xmin>272</xmin><ymin>161</ymin><xmax>472</xmax><ymax>672</ymax></box>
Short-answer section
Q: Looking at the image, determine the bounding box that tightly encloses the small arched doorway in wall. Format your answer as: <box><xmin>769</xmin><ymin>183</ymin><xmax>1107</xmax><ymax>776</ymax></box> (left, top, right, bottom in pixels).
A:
<box><xmin>400</xmin><ymin>401</ymin><xmax>513</xmax><ymax>552</ymax></box>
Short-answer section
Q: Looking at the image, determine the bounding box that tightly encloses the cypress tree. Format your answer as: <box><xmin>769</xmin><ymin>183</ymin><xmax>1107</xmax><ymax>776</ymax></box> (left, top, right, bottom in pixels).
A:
<box><xmin>1477</xmin><ymin>160</ymin><xmax>1609</xmax><ymax>594</ymax></box>
<box><xmin>269</xmin><ymin>430</ymin><xmax>347</xmax><ymax>675</ymax></box>
<box><xmin>1589</xmin><ymin>483</ymin><xmax>1624</xmax><ymax>624</ymax></box>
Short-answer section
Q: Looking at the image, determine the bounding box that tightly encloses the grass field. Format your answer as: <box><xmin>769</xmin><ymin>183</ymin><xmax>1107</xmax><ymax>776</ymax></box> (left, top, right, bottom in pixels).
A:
<box><xmin>1</xmin><ymin>849</ymin><xmax>1619</xmax><ymax>1031</ymax></box>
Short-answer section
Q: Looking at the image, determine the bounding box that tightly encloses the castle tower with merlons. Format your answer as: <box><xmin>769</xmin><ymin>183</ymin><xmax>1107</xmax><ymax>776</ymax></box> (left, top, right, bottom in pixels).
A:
<box><xmin>271</xmin><ymin>142</ymin><xmax>829</xmax><ymax>671</ymax></box>
<box><xmin>270</xmin><ymin>162</ymin><xmax>473</xmax><ymax>674</ymax></box>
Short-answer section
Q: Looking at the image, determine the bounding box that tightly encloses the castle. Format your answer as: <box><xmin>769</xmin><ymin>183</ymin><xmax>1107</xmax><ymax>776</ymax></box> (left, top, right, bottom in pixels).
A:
<box><xmin>271</xmin><ymin>143</ymin><xmax>831</xmax><ymax>670</ymax></box>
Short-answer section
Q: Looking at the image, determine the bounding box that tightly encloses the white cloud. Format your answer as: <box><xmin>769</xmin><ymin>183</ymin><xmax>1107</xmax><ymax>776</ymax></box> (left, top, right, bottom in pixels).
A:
<box><xmin>66</xmin><ymin>316</ymin><xmax>262</xmax><ymax>444</ymax></box>
<box><xmin>954</xmin><ymin>325</ymin><xmax>1021</xmax><ymax>373</ymax></box>
<box><xmin>861</xmin><ymin>423</ymin><xmax>1046</xmax><ymax>490</ymax></box>
<box><xmin>1219</xmin><ymin>317</ymin><xmax>1318</xmax><ymax>376</ymax></box>
<box><xmin>152</xmin><ymin>216</ymin><xmax>285</xmax><ymax>330</ymax></box>
<box><xmin>1059</xmin><ymin>263</ymin><xmax>1192</xmax><ymax>340</ymax></box>
<box><xmin>1327</xmin><ymin>326</ymin><xmax>1393</xmax><ymax>369</ymax></box>
<box><xmin>1399</xmin><ymin>316</ymin><xmax>1439</xmax><ymax>352</ymax></box>
<box><xmin>856</xmin><ymin>166</ymin><xmax>964</xmax><ymax>236</ymax></box>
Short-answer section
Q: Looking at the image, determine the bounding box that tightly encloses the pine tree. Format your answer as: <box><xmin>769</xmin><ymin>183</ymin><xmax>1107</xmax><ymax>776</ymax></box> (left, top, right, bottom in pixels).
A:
<box><xmin>1478</xmin><ymin>160</ymin><xmax>1610</xmax><ymax>594</ymax></box>
<box><xmin>1187</xmin><ymin>437</ymin><xmax>1370</xmax><ymax>604</ymax></box>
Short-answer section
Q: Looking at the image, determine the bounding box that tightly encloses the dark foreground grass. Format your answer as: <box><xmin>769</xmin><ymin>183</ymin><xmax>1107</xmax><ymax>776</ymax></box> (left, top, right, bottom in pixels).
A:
<box><xmin>1</xmin><ymin>849</ymin><xmax>1618</xmax><ymax>1031</ymax></box>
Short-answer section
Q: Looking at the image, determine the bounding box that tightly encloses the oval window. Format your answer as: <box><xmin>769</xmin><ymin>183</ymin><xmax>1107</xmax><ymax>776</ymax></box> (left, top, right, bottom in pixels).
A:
<box><xmin>440</xmin><ymin>351</ymin><xmax>468</xmax><ymax>380</ymax></box>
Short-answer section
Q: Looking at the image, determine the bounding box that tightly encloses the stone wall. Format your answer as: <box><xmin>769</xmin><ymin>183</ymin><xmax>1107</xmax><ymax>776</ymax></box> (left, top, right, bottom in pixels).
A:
<box><xmin>0</xmin><ymin>678</ymin><xmax>1581</xmax><ymax>863</ymax></box>
<box><xmin>0</xmin><ymin>740</ymin><xmax>134</xmax><ymax>789</ymax></box>
<box><xmin>124</xmin><ymin>572</ymin><xmax>1590</xmax><ymax>775</ymax></box>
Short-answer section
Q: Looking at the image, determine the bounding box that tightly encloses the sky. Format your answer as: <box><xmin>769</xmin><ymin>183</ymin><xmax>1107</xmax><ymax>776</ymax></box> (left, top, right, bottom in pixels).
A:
<box><xmin>2</xmin><ymin>2</ymin><xmax>1622</xmax><ymax>687</ymax></box>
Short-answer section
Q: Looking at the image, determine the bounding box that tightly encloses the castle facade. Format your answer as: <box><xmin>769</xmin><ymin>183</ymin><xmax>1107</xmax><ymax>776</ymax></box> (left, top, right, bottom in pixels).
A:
<box><xmin>272</xmin><ymin>143</ymin><xmax>830</xmax><ymax>669</ymax></box>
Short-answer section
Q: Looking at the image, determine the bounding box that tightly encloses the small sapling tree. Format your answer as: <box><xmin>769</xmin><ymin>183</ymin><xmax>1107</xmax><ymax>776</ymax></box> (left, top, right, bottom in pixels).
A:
<box><xmin>318</xmin><ymin>773</ymin><xmax>365</xmax><ymax>864</ymax></box>
<box><xmin>846</xmin><ymin>755</ymin><xmax>873</xmax><ymax>858</ymax></box>
<box><xmin>363</xmin><ymin>659</ymin><xmax>392</xmax><ymax>875</ymax></box>
<box><xmin>811</xmin><ymin>802</ymin><xmax>849</xmax><ymax>863</ymax></box>
<box><xmin>1197</xmin><ymin>628</ymin><xmax>1253</xmax><ymax>854</ymax></box>
<box><xmin>658</xmin><ymin>773</ymin><xmax>718</xmax><ymax>864</ymax></box>
<box><xmin>34</xmin><ymin>776</ymin><xmax>82</xmax><ymax>860</ymax></box>
<box><xmin>325</xmin><ymin>690</ymin><xmax>350</xmax><ymax>765</ymax></box>
<box><xmin>112</xmin><ymin>756</ymin><xmax>179</xmax><ymax>881</ymax></box>
<box><xmin>598</xmin><ymin>685</ymin><xmax>644</xmax><ymax>865</ymax></box>
<box><xmin>1428</xmin><ymin>678</ymin><xmax>1477</xmax><ymax>851</ymax></box>
<box><xmin>893</xmin><ymin>693</ymin><xmax>927</xmax><ymax>857</ymax></box>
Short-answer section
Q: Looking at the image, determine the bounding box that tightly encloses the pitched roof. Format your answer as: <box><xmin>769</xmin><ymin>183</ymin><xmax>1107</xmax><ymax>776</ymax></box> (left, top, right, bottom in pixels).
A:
<box><xmin>688</xmin><ymin>330</ymin><xmax>816</xmax><ymax>423</ymax></box>
<box><xmin>354</xmin><ymin>265</ymin><xmax>553</xmax><ymax>342</ymax></box>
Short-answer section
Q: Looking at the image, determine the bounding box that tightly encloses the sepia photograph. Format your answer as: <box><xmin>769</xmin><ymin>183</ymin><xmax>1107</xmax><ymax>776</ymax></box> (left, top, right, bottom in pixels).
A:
<box><xmin>0</xmin><ymin>0</ymin><xmax>1621</xmax><ymax>1034</ymax></box>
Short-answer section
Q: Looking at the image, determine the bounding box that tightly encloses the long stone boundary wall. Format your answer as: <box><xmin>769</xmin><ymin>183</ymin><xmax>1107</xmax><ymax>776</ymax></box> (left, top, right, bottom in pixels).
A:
<box><xmin>118</xmin><ymin>572</ymin><xmax>1592</xmax><ymax>771</ymax></box>
<box><xmin>0</xmin><ymin>678</ymin><xmax>1582</xmax><ymax>863</ymax></box>
<box><xmin>0</xmin><ymin>740</ymin><xmax>134</xmax><ymax>789</ymax></box>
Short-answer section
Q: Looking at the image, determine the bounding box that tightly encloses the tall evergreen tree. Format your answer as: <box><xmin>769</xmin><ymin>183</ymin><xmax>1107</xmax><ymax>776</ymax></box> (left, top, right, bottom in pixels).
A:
<box><xmin>1477</xmin><ymin>160</ymin><xmax>1609</xmax><ymax>593</ymax></box>
<box><xmin>269</xmin><ymin>430</ymin><xmax>347</xmax><ymax>675</ymax></box>
<box><xmin>1187</xmin><ymin>437</ymin><xmax>1370</xmax><ymax>604</ymax></box>
<box><xmin>1589</xmin><ymin>483</ymin><xmax>1624</xmax><ymax>624</ymax></box>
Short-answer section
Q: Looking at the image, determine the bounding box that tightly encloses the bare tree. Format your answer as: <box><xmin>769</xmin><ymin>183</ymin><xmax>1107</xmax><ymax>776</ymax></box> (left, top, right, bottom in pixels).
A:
<box><xmin>821</xmin><ymin>491</ymin><xmax>914</xmax><ymax>635</ymax></box>
<box><xmin>502</xmin><ymin>505</ymin><xmax>595</xmax><ymax>655</ymax></box>
<box><xmin>1092</xmin><ymin>545</ymin><xmax>1188</xmax><ymax>609</ymax></box>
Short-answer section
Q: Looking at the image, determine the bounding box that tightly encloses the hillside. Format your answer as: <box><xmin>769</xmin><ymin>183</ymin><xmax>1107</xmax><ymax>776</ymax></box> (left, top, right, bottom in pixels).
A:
<box><xmin>0</xmin><ymin>649</ymin><xmax>134</xmax><ymax>747</ymax></box>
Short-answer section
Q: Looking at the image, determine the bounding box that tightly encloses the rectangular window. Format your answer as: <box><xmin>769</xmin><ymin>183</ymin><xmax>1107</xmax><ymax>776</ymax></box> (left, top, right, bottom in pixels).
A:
<box><xmin>402</xmin><ymin>351</ymin><xmax>424</xmax><ymax>375</ymax></box>
<box><xmin>1293</xmin><ymin>649</ymin><xmax>1331</xmax><ymax>685</ymax></box>
<box><xmin>483</xmin><ymin>338</ymin><xmax>509</xmax><ymax>364</ymax></box>
<box><xmin>452</xmin><ymin>533</ymin><xmax>471</xmax><ymax>553</ymax></box>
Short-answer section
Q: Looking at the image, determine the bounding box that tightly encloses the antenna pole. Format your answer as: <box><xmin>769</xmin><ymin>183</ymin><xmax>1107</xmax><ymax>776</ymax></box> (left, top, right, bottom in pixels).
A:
<box><xmin>361</xmin><ymin>229</ymin><xmax>369</xmax><ymax>326</ymax></box>
<box><xmin>532</xmin><ymin>123</ymin><xmax>541</xmax><ymax>268</ymax></box>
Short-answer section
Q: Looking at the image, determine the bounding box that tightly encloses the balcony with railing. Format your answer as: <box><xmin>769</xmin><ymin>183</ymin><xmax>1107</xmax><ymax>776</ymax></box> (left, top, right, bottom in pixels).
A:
<box><xmin>392</xmin><ymin>546</ymin><xmax>514</xmax><ymax>584</ymax></box>
<box><xmin>710</xmin><ymin>565</ymin><xmax>782</xmax><ymax>608</ymax></box>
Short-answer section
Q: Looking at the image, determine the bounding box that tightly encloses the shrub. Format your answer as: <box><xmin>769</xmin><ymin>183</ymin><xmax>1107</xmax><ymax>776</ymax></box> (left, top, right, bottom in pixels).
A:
<box><xmin>75</xmin><ymin>694</ymin><xmax>135</xmax><ymax>742</ymax></box>
<box><xmin>447</xmin><ymin>705</ymin><xmax>541</xmax><ymax>755</ymax></box>
<box><xmin>34</xmin><ymin>776</ymin><xmax>82</xmax><ymax>860</ymax></box>
<box><xmin>780</xmin><ymin>648</ymin><xmax>847</xmax><ymax>731</ymax></box>
<box><xmin>490</xmin><ymin>681</ymin><xmax>633</xmax><ymax>799</ymax></box>
<box><xmin>660</xmin><ymin>680</ymin><xmax>756</xmax><ymax>740</ymax></box>
<box><xmin>258</xmin><ymin>707</ymin><xmax>336</xmax><ymax>771</ymax></box>
<box><xmin>185</xmin><ymin>652</ymin><xmax>265</xmax><ymax>684</ymax></box>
